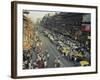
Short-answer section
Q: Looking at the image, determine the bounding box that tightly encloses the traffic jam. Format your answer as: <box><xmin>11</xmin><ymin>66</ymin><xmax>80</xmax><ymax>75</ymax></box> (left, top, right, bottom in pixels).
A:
<box><xmin>42</xmin><ymin>29</ymin><xmax>90</xmax><ymax>66</ymax></box>
<box><xmin>23</xmin><ymin>11</ymin><xmax>91</xmax><ymax>69</ymax></box>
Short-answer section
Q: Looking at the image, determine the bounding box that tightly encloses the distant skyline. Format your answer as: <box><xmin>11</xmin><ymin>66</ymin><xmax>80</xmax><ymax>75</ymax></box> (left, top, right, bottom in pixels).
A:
<box><xmin>23</xmin><ymin>10</ymin><xmax>90</xmax><ymax>23</ymax></box>
<box><xmin>25</xmin><ymin>10</ymin><xmax>57</xmax><ymax>23</ymax></box>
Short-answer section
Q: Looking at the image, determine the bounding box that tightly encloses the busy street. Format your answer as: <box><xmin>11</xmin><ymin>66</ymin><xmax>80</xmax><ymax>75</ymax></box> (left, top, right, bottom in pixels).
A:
<box><xmin>23</xmin><ymin>11</ymin><xmax>91</xmax><ymax>69</ymax></box>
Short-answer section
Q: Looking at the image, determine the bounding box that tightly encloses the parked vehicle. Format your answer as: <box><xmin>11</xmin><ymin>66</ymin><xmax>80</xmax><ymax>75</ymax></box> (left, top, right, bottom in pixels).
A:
<box><xmin>43</xmin><ymin>30</ymin><xmax>49</xmax><ymax>36</ymax></box>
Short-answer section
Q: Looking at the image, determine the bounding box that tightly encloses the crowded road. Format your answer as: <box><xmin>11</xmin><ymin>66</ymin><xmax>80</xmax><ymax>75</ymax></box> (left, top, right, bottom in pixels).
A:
<box><xmin>38</xmin><ymin>27</ymin><xmax>75</xmax><ymax>68</ymax></box>
<box><xmin>23</xmin><ymin>12</ymin><xmax>91</xmax><ymax>69</ymax></box>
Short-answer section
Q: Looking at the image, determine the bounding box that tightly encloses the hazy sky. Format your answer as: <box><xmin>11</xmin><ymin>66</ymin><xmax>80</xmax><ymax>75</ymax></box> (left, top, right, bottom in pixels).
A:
<box><xmin>27</xmin><ymin>11</ymin><xmax>57</xmax><ymax>23</ymax></box>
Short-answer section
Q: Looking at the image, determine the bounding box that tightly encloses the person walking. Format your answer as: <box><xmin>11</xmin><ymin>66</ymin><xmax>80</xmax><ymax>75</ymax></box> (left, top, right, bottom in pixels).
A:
<box><xmin>54</xmin><ymin>57</ymin><xmax>61</xmax><ymax>67</ymax></box>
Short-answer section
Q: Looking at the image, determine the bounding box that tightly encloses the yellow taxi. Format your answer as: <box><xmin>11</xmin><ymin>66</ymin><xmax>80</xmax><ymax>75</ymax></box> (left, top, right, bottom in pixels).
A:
<box><xmin>80</xmin><ymin>60</ymin><xmax>89</xmax><ymax>66</ymax></box>
<box><xmin>59</xmin><ymin>46</ymin><xmax>70</xmax><ymax>56</ymax></box>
